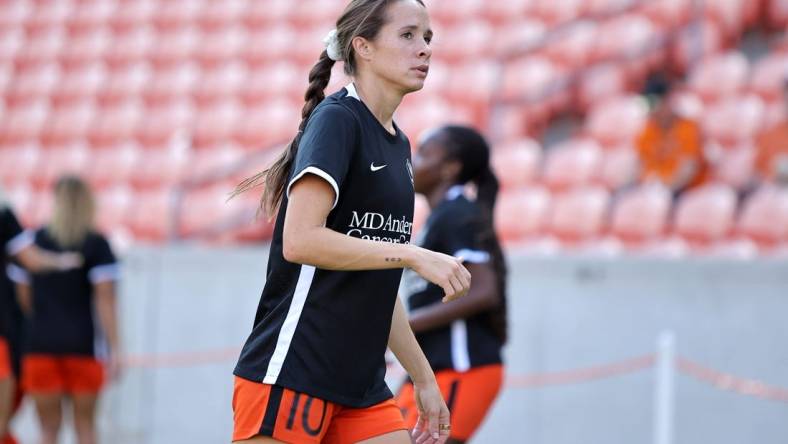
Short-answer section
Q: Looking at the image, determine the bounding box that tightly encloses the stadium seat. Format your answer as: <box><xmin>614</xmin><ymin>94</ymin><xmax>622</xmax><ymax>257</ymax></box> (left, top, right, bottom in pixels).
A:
<box><xmin>711</xmin><ymin>145</ymin><xmax>755</xmax><ymax>189</ymax></box>
<box><xmin>292</xmin><ymin>0</ymin><xmax>346</xmax><ymax>27</ymax></box>
<box><xmin>105</xmin><ymin>27</ymin><xmax>154</xmax><ymax>69</ymax></box>
<box><xmin>701</xmin><ymin>94</ymin><xmax>765</xmax><ymax>147</ymax></box>
<box><xmin>129</xmin><ymin>149</ymin><xmax>189</xmax><ymax>190</ymax></box>
<box><xmin>135</xmin><ymin>100</ymin><xmax>195</xmax><ymax>149</ymax></box>
<box><xmin>576</xmin><ymin>63</ymin><xmax>629</xmax><ymax>112</ymax></box>
<box><xmin>142</xmin><ymin>63</ymin><xmax>199</xmax><ymax>106</ymax></box>
<box><xmin>766</xmin><ymin>0</ymin><xmax>788</xmax><ymax>28</ymax></box>
<box><xmin>0</xmin><ymin>28</ymin><xmax>24</xmax><ymax>66</ymax></box>
<box><xmin>39</xmin><ymin>103</ymin><xmax>94</xmax><ymax>148</ymax></box>
<box><xmin>610</xmin><ymin>182</ymin><xmax>672</xmax><ymax>245</ymax></box>
<box><xmin>437</xmin><ymin>21</ymin><xmax>493</xmax><ymax>62</ymax></box>
<box><xmin>585</xmin><ymin>95</ymin><xmax>649</xmax><ymax>146</ymax></box>
<box><xmin>151</xmin><ymin>0</ymin><xmax>201</xmax><ymax>31</ymax></box>
<box><xmin>196</xmin><ymin>26</ymin><xmax>246</xmax><ymax>67</ymax></box>
<box><xmin>0</xmin><ymin>2</ymin><xmax>30</xmax><ymax>31</ymax></box>
<box><xmin>50</xmin><ymin>62</ymin><xmax>105</xmax><ymax>106</ymax></box>
<box><xmin>239</xmin><ymin>62</ymin><xmax>303</xmax><ymax>105</ymax></box>
<box><xmin>192</xmin><ymin>100</ymin><xmax>242</xmax><ymax>149</ymax></box>
<box><xmin>542</xmin><ymin>139</ymin><xmax>603</xmax><ymax>190</ymax></box>
<box><xmin>670</xmin><ymin>89</ymin><xmax>705</xmax><ymax>121</ymax></box>
<box><xmin>431</xmin><ymin>0</ymin><xmax>484</xmax><ymax>23</ymax></box>
<box><xmin>87</xmin><ymin>146</ymin><xmax>140</xmax><ymax>189</ymax></box>
<box><xmin>670</xmin><ymin>20</ymin><xmax>725</xmax><ymax>73</ymax></box>
<box><xmin>127</xmin><ymin>188</ymin><xmax>174</xmax><ymax>241</ymax></box>
<box><xmin>583</xmin><ymin>0</ymin><xmax>635</xmax><ymax>16</ymax></box>
<box><xmin>749</xmin><ymin>53</ymin><xmax>788</xmax><ymax>102</ymax></box>
<box><xmin>193</xmin><ymin>63</ymin><xmax>247</xmax><ymax>106</ymax></box>
<box><xmin>542</xmin><ymin>21</ymin><xmax>597</xmax><ymax>70</ymax></box>
<box><xmin>592</xmin><ymin>14</ymin><xmax>657</xmax><ymax>67</ymax></box>
<box><xmin>24</xmin><ymin>2</ymin><xmax>70</xmax><ymax>37</ymax></box>
<box><xmin>638</xmin><ymin>0</ymin><xmax>691</xmax><ymax>26</ymax></box>
<box><xmin>703</xmin><ymin>0</ymin><xmax>748</xmax><ymax>38</ymax></box>
<box><xmin>197</xmin><ymin>0</ymin><xmax>247</xmax><ymax>31</ymax></box>
<box><xmin>176</xmin><ymin>184</ymin><xmax>237</xmax><ymax>237</ymax></box>
<box><xmin>532</xmin><ymin>0</ymin><xmax>583</xmax><ymax>25</ymax></box>
<box><xmin>490</xmin><ymin>138</ymin><xmax>543</xmax><ymax>189</ymax></box>
<box><xmin>673</xmin><ymin>183</ymin><xmax>737</xmax><ymax>246</ymax></box>
<box><xmin>491</xmin><ymin>20</ymin><xmax>547</xmax><ymax>58</ymax></box>
<box><xmin>108</xmin><ymin>0</ymin><xmax>155</xmax><ymax>34</ymax></box>
<box><xmin>4</xmin><ymin>62</ymin><xmax>60</xmax><ymax>105</ymax></box>
<box><xmin>736</xmin><ymin>184</ymin><xmax>788</xmax><ymax>247</ymax></box>
<box><xmin>96</xmin><ymin>63</ymin><xmax>150</xmax><ymax>106</ymax></box>
<box><xmin>0</xmin><ymin>144</ymin><xmax>40</xmax><ymax>187</ymax></box>
<box><xmin>95</xmin><ymin>186</ymin><xmax>134</xmax><ymax>233</ymax></box>
<box><xmin>188</xmin><ymin>147</ymin><xmax>246</xmax><ymax>182</ymax></box>
<box><xmin>689</xmin><ymin>52</ymin><xmax>749</xmax><ymax>102</ymax></box>
<box><xmin>481</xmin><ymin>0</ymin><xmax>533</xmax><ymax>24</ymax></box>
<box><xmin>494</xmin><ymin>186</ymin><xmax>552</xmax><ymax>242</ymax></box>
<box><xmin>148</xmin><ymin>27</ymin><xmax>199</xmax><ymax>68</ymax></box>
<box><xmin>597</xmin><ymin>147</ymin><xmax>638</xmax><ymax>190</ymax></box>
<box><xmin>34</xmin><ymin>146</ymin><xmax>90</xmax><ymax>190</ymax></box>
<box><xmin>233</xmin><ymin>99</ymin><xmax>301</xmax><ymax>151</ymax></box>
<box><xmin>14</xmin><ymin>28</ymin><xmax>64</xmax><ymax>70</ymax></box>
<box><xmin>87</xmin><ymin>103</ymin><xmax>141</xmax><ymax>149</ymax></box>
<box><xmin>242</xmin><ymin>0</ymin><xmax>296</xmax><ymax>29</ymax></box>
<box><xmin>549</xmin><ymin>186</ymin><xmax>611</xmax><ymax>243</ymax></box>
<box><xmin>0</xmin><ymin>101</ymin><xmax>49</xmax><ymax>148</ymax></box>
<box><xmin>65</xmin><ymin>1</ymin><xmax>114</xmax><ymax>36</ymax></box>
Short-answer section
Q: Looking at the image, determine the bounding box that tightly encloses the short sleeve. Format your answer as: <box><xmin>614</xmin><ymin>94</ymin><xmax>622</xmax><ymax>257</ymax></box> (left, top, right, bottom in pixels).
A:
<box><xmin>286</xmin><ymin>104</ymin><xmax>358</xmax><ymax>209</ymax></box>
<box><xmin>6</xmin><ymin>263</ymin><xmax>30</xmax><ymax>284</ymax></box>
<box><xmin>436</xmin><ymin>208</ymin><xmax>490</xmax><ymax>264</ymax></box>
<box><xmin>86</xmin><ymin>235</ymin><xmax>119</xmax><ymax>284</ymax></box>
<box><xmin>1</xmin><ymin>207</ymin><xmax>32</xmax><ymax>256</ymax></box>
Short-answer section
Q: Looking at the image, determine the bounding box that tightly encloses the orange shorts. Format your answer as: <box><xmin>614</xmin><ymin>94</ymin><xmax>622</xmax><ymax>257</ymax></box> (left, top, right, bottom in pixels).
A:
<box><xmin>232</xmin><ymin>376</ymin><xmax>407</xmax><ymax>444</ymax></box>
<box><xmin>22</xmin><ymin>354</ymin><xmax>105</xmax><ymax>394</ymax></box>
<box><xmin>0</xmin><ymin>338</ymin><xmax>10</xmax><ymax>380</ymax></box>
<box><xmin>396</xmin><ymin>364</ymin><xmax>504</xmax><ymax>441</ymax></box>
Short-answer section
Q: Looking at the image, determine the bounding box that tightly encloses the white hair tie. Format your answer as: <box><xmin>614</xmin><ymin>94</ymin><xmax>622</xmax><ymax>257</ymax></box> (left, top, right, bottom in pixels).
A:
<box><xmin>322</xmin><ymin>29</ymin><xmax>344</xmax><ymax>62</ymax></box>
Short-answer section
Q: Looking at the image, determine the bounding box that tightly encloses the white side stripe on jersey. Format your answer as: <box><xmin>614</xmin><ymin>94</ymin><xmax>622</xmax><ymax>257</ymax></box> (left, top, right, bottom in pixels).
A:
<box><xmin>88</xmin><ymin>263</ymin><xmax>120</xmax><ymax>284</ymax></box>
<box><xmin>287</xmin><ymin>167</ymin><xmax>340</xmax><ymax>209</ymax></box>
<box><xmin>451</xmin><ymin>319</ymin><xmax>471</xmax><ymax>372</ymax></box>
<box><xmin>263</xmin><ymin>264</ymin><xmax>317</xmax><ymax>384</ymax></box>
<box><xmin>453</xmin><ymin>249</ymin><xmax>490</xmax><ymax>264</ymax></box>
<box><xmin>6</xmin><ymin>229</ymin><xmax>33</xmax><ymax>255</ymax></box>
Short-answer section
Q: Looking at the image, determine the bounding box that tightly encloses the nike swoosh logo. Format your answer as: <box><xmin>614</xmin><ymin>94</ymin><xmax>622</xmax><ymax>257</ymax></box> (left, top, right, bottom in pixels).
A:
<box><xmin>370</xmin><ymin>163</ymin><xmax>388</xmax><ymax>172</ymax></box>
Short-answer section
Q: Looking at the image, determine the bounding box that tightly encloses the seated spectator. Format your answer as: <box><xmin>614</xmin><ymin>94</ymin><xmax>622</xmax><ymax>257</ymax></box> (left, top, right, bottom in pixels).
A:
<box><xmin>636</xmin><ymin>82</ymin><xmax>708</xmax><ymax>196</ymax></box>
<box><xmin>754</xmin><ymin>78</ymin><xmax>788</xmax><ymax>185</ymax></box>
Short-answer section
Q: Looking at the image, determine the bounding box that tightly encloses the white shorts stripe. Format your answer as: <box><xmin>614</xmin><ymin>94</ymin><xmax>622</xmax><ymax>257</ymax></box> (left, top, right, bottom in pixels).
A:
<box><xmin>451</xmin><ymin>319</ymin><xmax>470</xmax><ymax>372</ymax></box>
<box><xmin>263</xmin><ymin>264</ymin><xmax>317</xmax><ymax>384</ymax></box>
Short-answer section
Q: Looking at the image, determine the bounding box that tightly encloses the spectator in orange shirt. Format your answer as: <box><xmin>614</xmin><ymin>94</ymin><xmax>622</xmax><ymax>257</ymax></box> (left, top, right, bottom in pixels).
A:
<box><xmin>636</xmin><ymin>83</ymin><xmax>708</xmax><ymax>196</ymax></box>
<box><xmin>754</xmin><ymin>78</ymin><xmax>788</xmax><ymax>185</ymax></box>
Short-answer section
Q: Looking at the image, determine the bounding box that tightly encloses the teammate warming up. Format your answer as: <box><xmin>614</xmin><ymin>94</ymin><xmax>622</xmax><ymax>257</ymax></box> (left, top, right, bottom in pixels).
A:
<box><xmin>231</xmin><ymin>1</ymin><xmax>471</xmax><ymax>443</ymax></box>
<box><xmin>397</xmin><ymin>126</ymin><xmax>508</xmax><ymax>444</ymax></box>
<box><xmin>0</xmin><ymin>186</ymin><xmax>82</xmax><ymax>443</ymax></box>
<box><xmin>7</xmin><ymin>177</ymin><xmax>120</xmax><ymax>444</ymax></box>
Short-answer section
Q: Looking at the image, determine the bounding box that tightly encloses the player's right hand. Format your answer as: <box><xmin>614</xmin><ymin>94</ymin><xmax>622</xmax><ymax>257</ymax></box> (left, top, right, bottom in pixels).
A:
<box><xmin>410</xmin><ymin>247</ymin><xmax>471</xmax><ymax>302</ymax></box>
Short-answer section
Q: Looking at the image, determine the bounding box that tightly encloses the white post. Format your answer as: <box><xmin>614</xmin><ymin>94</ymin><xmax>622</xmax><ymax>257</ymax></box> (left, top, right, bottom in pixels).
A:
<box><xmin>653</xmin><ymin>330</ymin><xmax>676</xmax><ymax>444</ymax></box>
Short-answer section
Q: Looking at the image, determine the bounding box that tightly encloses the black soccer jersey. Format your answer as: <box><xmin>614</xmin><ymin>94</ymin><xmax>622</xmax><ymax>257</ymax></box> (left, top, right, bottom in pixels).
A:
<box><xmin>7</xmin><ymin>228</ymin><xmax>118</xmax><ymax>356</ymax></box>
<box><xmin>234</xmin><ymin>84</ymin><xmax>415</xmax><ymax>408</ymax></box>
<box><xmin>402</xmin><ymin>186</ymin><xmax>503</xmax><ymax>372</ymax></box>
<box><xmin>1</xmin><ymin>207</ymin><xmax>30</xmax><ymax>343</ymax></box>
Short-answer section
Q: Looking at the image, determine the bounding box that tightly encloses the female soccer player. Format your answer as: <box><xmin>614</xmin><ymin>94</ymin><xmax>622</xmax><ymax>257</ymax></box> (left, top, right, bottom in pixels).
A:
<box><xmin>396</xmin><ymin>126</ymin><xmax>508</xmax><ymax>444</ymax></box>
<box><xmin>0</xmin><ymin>187</ymin><xmax>82</xmax><ymax>442</ymax></box>
<box><xmin>7</xmin><ymin>177</ymin><xmax>120</xmax><ymax>444</ymax></box>
<box><xmin>231</xmin><ymin>1</ymin><xmax>469</xmax><ymax>443</ymax></box>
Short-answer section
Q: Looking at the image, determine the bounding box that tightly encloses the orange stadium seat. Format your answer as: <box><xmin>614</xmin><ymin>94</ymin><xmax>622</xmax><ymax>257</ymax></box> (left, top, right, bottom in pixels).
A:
<box><xmin>749</xmin><ymin>53</ymin><xmax>788</xmax><ymax>102</ymax></box>
<box><xmin>142</xmin><ymin>63</ymin><xmax>199</xmax><ymax>106</ymax></box>
<box><xmin>0</xmin><ymin>28</ymin><xmax>24</xmax><ymax>66</ymax></box>
<box><xmin>0</xmin><ymin>101</ymin><xmax>49</xmax><ymax>148</ymax></box>
<box><xmin>87</xmin><ymin>146</ymin><xmax>140</xmax><ymax>190</ymax></box>
<box><xmin>189</xmin><ymin>147</ymin><xmax>246</xmax><ymax>182</ymax></box>
<box><xmin>701</xmin><ymin>94</ymin><xmax>765</xmax><ymax>147</ymax></box>
<box><xmin>197</xmin><ymin>0</ymin><xmax>247</xmax><ymax>31</ymax></box>
<box><xmin>241</xmin><ymin>26</ymin><xmax>299</xmax><ymax>68</ymax></box>
<box><xmin>196</xmin><ymin>26</ymin><xmax>246</xmax><ymax>68</ymax></box>
<box><xmin>127</xmin><ymin>188</ymin><xmax>173</xmax><ymax>241</ymax></box>
<box><xmin>610</xmin><ymin>183</ymin><xmax>672</xmax><ymax>246</ymax></box>
<box><xmin>673</xmin><ymin>183</ymin><xmax>737</xmax><ymax>246</ymax></box>
<box><xmin>585</xmin><ymin>95</ymin><xmax>649</xmax><ymax>146</ymax></box>
<box><xmin>0</xmin><ymin>145</ymin><xmax>40</xmax><ymax>187</ymax></box>
<box><xmin>108</xmin><ymin>0</ymin><xmax>155</xmax><ymax>34</ymax></box>
<box><xmin>148</xmin><ymin>27</ymin><xmax>199</xmax><ymax>68</ymax></box>
<box><xmin>177</xmin><ymin>184</ymin><xmax>236</xmax><ymax>237</ymax></box>
<box><xmin>104</xmin><ymin>27</ymin><xmax>154</xmax><ymax>69</ymax></box>
<box><xmin>576</xmin><ymin>63</ymin><xmax>629</xmax><ymax>112</ymax></box>
<box><xmin>541</xmin><ymin>21</ymin><xmax>597</xmax><ymax>70</ymax></box>
<box><xmin>58</xmin><ymin>29</ymin><xmax>110</xmax><ymax>69</ymax></box>
<box><xmin>4</xmin><ymin>62</ymin><xmax>60</xmax><ymax>106</ymax></box>
<box><xmin>0</xmin><ymin>2</ymin><xmax>30</xmax><ymax>31</ymax></box>
<box><xmin>135</xmin><ymin>100</ymin><xmax>194</xmax><ymax>149</ymax></box>
<box><xmin>151</xmin><ymin>0</ymin><xmax>201</xmax><ymax>31</ymax></box>
<box><xmin>736</xmin><ymin>184</ymin><xmax>788</xmax><ymax>247</ymax></box>
<box><xmin>491</xmin><ymin>19</ymin><xmax>547</xmax><ymax>57</ymax></box>
<box><xmin>710</xmin><ymin>145</ymin><xmax>755</xmax><ymax>189</ymax></box>
<box><xmin>438</xmin><ymin>21</ymin><xmax>494</xmax><ymax>63</ymax></box>
<box><xmin>242</xmin><ymin>0</ymin><xmax>295</xmax><ymax>29</ymax></box>
<box><xmin>597</xmin><ymin>147</ymin><xmax>638</xmax><ymax>190</ymax></box>
<box><xmin>97</xmin><ymin>63</ymin><xmax>150</xmax><ymax>106</ymax></box>
<box><xmin>239</xmin><ymin>63</ymin><xmax>304</xmax><ymax>105</ymax></box>
<box><xmin>39</xmin><ymin>103</ymin><xmax>94</xmax><ymax>148</ymax></box>
<box><xmin>14</xmin><ymin>29</ymin><xmax>64</xmax><ymax>70</ymax></box>
<box><xmin>542</xmin><ymin>138</ymin><xmax>603</xmax><ymax>190</ymax></box>
<box><xmin>766</xmin><ymin>0</ymin><xmax>788</xmax><ymax>28</ymax></box>
<box><xmin>638</xmin><ymin>0</ymin><xmax>691</xmax><ymax>26</ymax></box>
<box><xmin>688</xmin><ymin>52</ymin><xmax>749</xmax><ymax>102</ymax></box>
<box><xmin>292</xmin><ymin>0</ymin><xmax>346</xmax><ymax>27</ymax></box>
<box><xmin>481</xmin><ymin>0</ymin><xmax>533</xmax><ymax>25</ymax></box>
<box><xmin>24</xmin><ymin>2</ymin><xmax>70</xmax><ymax>37</ymax></box>
<box><xmin>193</xmin><ymin>62</ymin><xmax>247</xmax><ymax>106</ymax></box>
<box><xmin>65</xmin><ymin>1</ymin><xmax>114</xmax><ymax>36</ymax></box>
<box><xmin>583</xmin><ymin>0</ymin><xmax>635</xmax><ymax>16</ymax></box>
<box><xmin>592</xmin><ymin>15</ymin><xmax>658</xmax><ymax>70</ymax></box>
<box><xmin>192</xmin><ymin>100</ymin><xmax>242</xmax><ymax>149</ymax></box>
<box><xmin>50</xmin><ymin>63</ymin><xmax>105</xmax><ymax>106</ymax></box>
<box><xmin>233</xmin><ymin>99</ymin><xmax>301</xmax><ymax>151</ymax></box>
<box><xmin>549</xmin><ymin>186</ymin><xmax>611</xmax><ymax>243</ymax></box>
<box><xmin>494</xmin><ymin>186</ymin><xmax>552</xmax><ymax>242</ymax></box>
<box><xmin>431</xmin><ymin>0</ymin><xmax>485</xmax><ymax>24</ymax></box>
<box><xmin>34</xmin><ymin>146</ymin><xmax>90</xmax><ymax>191</ymax></box>
<box><xmin>129</xmin><ymin>150</ymin><xmax>189</xmax><ymax>190</ymax></box>
<box><xmin>87</xmin><ymin>103</ymin><xmax>141</xmax><ymax>149</ymax></box>
<box><xmin>532</xmin><ymin>0</ymin><xmax>583</xmax><ymax>25</ymax></box>
<box><xmin>95</xmin><ymin>186</ymin><xmax>134</xmax><ymax>233</ymax></box>
<box><xmin>490</xmin><ymin>138</ymin><xmax>542</xmax><ymax>189</ymax></box>
<box><xmin>703</xmin><ymin>0</ymin><xmax>748</xmax><ymax>38</ymax></box>
<box><xmin>670</xmin><ymin>20</ymin><xmax>725</xmax><ymax>73</ymax></box>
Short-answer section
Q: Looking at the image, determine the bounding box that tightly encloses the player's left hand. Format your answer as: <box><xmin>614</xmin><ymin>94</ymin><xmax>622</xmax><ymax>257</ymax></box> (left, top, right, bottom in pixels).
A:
<box><xmin>412</xmin><ymin>381</ymin><xmax>451</xmax><ymax>444</ymax></box>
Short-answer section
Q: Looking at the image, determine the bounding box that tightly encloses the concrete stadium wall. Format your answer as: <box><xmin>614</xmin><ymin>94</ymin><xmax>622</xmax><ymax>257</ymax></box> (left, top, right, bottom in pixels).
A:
<box><xmin>11</xmin><ymin>246</ymin><xmax>788</xmax><ymax>444</ymax></box>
